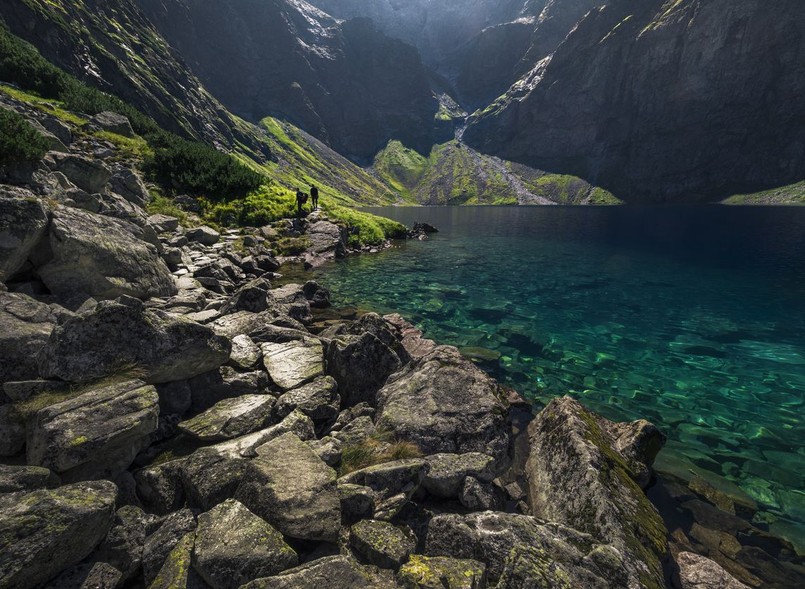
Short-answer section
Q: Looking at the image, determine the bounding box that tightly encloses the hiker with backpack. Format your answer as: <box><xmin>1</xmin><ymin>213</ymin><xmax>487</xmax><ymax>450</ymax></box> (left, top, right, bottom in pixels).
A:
<box><xmin>296</xmin><ymin>187</ymin><xmax>308</xmax><ymax>217</ymax></box>
<box><xmin>310</xmin><ymin>183</ymin><xmax>319</xmax><ymax>209</ymax></box>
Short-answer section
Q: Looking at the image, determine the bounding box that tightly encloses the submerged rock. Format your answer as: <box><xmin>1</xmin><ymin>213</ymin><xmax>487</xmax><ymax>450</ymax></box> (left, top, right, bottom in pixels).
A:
<box><xmin>38</xmin><ymin>297</ymin><xmax>231</xmax><ymax>384</ymax></box>
<box><xmin>193</xmin><ymin>499</ymin><xmax>298</xmax><ymax>589</ymax></box>
<box><xmin>0</xmin><ymin>480</ymin><xmax>117</xmax><ymax>589</ymax></box>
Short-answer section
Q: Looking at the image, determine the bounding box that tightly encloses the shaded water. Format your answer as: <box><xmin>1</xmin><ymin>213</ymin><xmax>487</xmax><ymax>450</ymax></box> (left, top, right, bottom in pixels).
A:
<box><xmin>315</xmin><ymin>206</ymin><xmax>805</xmax><ymax>543</ymax></box>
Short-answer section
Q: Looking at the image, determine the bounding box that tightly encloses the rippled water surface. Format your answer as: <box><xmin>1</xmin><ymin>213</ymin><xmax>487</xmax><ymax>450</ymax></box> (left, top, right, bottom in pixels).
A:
<box><xmin>315</xmin><ymin>205</ymin><xmax>805</xmax><ymax>542</ymax></box>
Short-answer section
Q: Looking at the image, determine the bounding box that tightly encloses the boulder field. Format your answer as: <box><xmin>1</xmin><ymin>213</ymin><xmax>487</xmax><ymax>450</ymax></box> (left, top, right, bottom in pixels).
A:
<box><xmin>0</xmin><ymin>109</ymin><xmax>789</xmax><ymax>588</ymax></box>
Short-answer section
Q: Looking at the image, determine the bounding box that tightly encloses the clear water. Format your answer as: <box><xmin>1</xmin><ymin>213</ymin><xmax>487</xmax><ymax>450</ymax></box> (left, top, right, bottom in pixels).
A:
<box><xmin>314</xmin><ymin>206</ymin><xmax>805</xmax><ymax>542</ymax></box>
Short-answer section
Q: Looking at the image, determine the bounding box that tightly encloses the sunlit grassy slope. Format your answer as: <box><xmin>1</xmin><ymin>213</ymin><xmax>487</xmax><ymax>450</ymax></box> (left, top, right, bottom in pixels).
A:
<box><xmin>721</xmin><ymin>182</ymin><xmax>805</xmax><ymax>205</ymax></box>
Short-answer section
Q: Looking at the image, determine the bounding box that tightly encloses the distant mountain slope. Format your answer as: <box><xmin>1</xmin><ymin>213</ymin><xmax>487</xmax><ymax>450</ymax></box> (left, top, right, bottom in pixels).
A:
<box><xmin>1</xmin><ymin>0</ymin><xmax>269</xmax><ymax>157</ymax></box>
<box><xmin>464</xmin><ymin>0</ymin><xmax>805</xmax><ymax>202</ymax></box>
<box><xmin>137</xmin><ymin>0</ymin><xmax>439</xmax><ymax>161</ymax></box>
<box><xmin>373</xmin><ymin>140</ymin><xmax>620</xmax><ymax>205</ymax></box>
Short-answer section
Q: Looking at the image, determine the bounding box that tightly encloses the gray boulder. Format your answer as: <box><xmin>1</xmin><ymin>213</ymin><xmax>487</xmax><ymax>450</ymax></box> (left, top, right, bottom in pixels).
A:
<box><xmin>186</xmin><ymin>226</ymin><xmax>220</xmax><ymax>245</ymax></box>
<box><xmin>51</xmin><ymin>153</ymin><xmax>112</xmax><ymax>194</ymax></box>
<box><xmin>274</xmin><ymin>375</ymin><xmax>340</xmax><ymax>428</ymax></box>
<box><xmin>91</xmin><ymin>111</ymin><xmax>135</xmax><ymax>137</ymax></box>
<box><xmin>376</xmin><ymin>346</ymin><xmax>510</xmax><ymax>461</ymax></box>
<box><xmin>0</xmin><ymin>188</ymin><xmax>49</xmax><ymax>282</ymax></box>
<box><xmin>306</xmin><ymin>220</ymin><xmax>347</xmax><ymax>257</ymax></box>
<box><xmin>236</xmin><ymin>432</ymin><xmax>341</xmax><ymax>542</ymax></box>
<box><xmin>26</xmin><ymin>379</ymin><xmax>159</xmax><ymax>477</ymax></box>
<box><xmin>398</xmin><ymin>555</ymin><xmax>487</xmax><ymax>589</ymax></box>
<box><xmin>221</xmin><ymin>278</ymin><xmax>272</xmax><ymax>314</ymax></box>
<box><xmin>424</xmin><ymin>511</ymin><xmax>628</xmax><ymax>586</ymax></box>
<box><xmin>262</xmin><ymin>338</ymin><xmax>324</xmax><ymax>390</ymax></box>
<box><xmin>674</xmin><ymin>551</ymin><xmax>750</xmax><ymax>589</ymax></box>
<box><xmin>193</xmin><ymin>499</ymin><xmax>297</xmax><ymax>589</ymax></box>
<box><xmin>0</xmin><ymin>292</ymin><xmax>58</xmax><ymax>382</ymax></box>
<box><xmin>340</xmin><ymin>459</ymin><xmax>427</xmax><ymax>521</ymax></box>
<box><xmin>148</xmin><ymin>214</ymin><xmax>180</xmax><ymax>233</ymax></box>
<box><xmin>134</xmin><ymin>460</ymin><xmax>186</xmax><ymax>515</ymax></box>
<box><xmin>142</xmin><ymin>509</ymin><xmax>197</xmax><ymax>585</ymax></box>
<box><xmin>38</xmin><ymin>297</ymin><xmax>231</xmax><ymax>384</ymax></box>
<box><xmin>307</xmin><ymin>436</ymin><xmax>342</xmax><ymax>467</ymax></box>
<box><xmin>240</xmin><ymin>556</ymin><xmax>396</xmax><ymax>589</ymax></box>
<box><xmin>602</xmin><ymin>417</ymin><xmax>666</xmax><ymax>490</ymax></box>
<box><xmin>459</xmin><ymin>477</ymin><xmax>505</xmax><ymax>512</ymax></box>
<box><xmin>181</xmin><ymin>448</ymin><xmax>251</xmax><ymax>511</ymax></box>
<box><xmin>326</xmin><ymin>331</ymin><xmax>403</xmax><ymax>407</ymax></box>
<box><xmin>0</xmin><ymin>480</ymin><xmax>117</xmax><ymax>589</ymax></box>
<box><xmin>178</xmin><ymin>394</ymin><xmax>275</xmax><ymax>442</ymax></box>
<box><xmin>525</xmin><ymin>397</ymin><xmax>668</xmax><ymax>589</ymax></box>
<box><xmin>229</xmin><ymin>334</ymin><xmax>262</xmax><ymax>369</ymax></box>
<box><xmin>338</xmin><ymin>483</ymin><xmax>375</xmax><ymax>525</ymax></box>
<box><xmin>35</xmin><ymin>207</ymin><xmax>176</xmax><ymax>300</ymax></box>
<box><xmin>0</xmin><ymin>464</ymin><xmax>59</xmax><ymax>493</ymax></box>
<box><xmin>349</xmin><ymin>519</ymin><xmax>415</xmax><ymax>570</ymax></box>
<box><xmin>212</xmin><ymin>409</ymin><xmax>315</xmax><ymax>460</ymax></box>
<box><xmin>422</xmin><ymin>453</ymin><xmax>496</xmax><ymax>498</ymax></box>
<box><xmin>109</xmin><ymin>167</ymin><xmax>150</xmax><ymax>206</ymax></box>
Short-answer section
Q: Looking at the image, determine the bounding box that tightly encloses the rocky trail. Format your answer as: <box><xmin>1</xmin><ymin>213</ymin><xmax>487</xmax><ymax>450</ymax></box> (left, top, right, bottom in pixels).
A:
<box><xmin>1</xmin><ymin>95</ymin><xmax>801</xmax><ymax>589</ymax></box>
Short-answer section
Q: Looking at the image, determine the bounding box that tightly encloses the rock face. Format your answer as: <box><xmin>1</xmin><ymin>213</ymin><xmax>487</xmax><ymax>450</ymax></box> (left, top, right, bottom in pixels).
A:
<box><xmin>38</xmin><ymin>297</ymin><xmax>231</xmax><ymax>384</ymax></box>
<box><xmin>0</xmin><ymin>188</ymin><xmax>49</xmax><ymax>282</ymax></box>
<box><xmin>0</xmin><ymin>480</ymin><xmax>117</xmax><ymax>589</ymax></box>
<box><xmin>137</xmin><ymin>0</ymin><xmax>439</xmax><ymax>159</ymax></box>
<box><xmin>376</xmin><ymin>346</ymin><xmax>510</xmax><ymax>461</ymax></box>
<box><xmin>36</xmin><ymin>207</ymin><xmax>176</xmax><ymax>300</ymax></box>
<box><xmin>193</xmin><ymin>499</ymin><xmax>298</xmax><ymax>589</ymax></box>
<box><xmin>398</xmin><ymin>554</ymin><xmax>487</xmax><ymax>589</ymax></box>
<box><xmin>236</xmin><ymin>432</ymin><xmax>341</xmax><ymax>542</ymax></box>
<box><xmin>27</xmin><ymin>379</ymin><xmax>159</xmax><ymax>476</ymax></box>
<box><xmin>261</xmin><ymin>338</ymin><xmax>324</xmax><ymax>390</ymax></box>
<box><xmin>464</xmin><ymin>0</ymin><xmax>805</xmax><ymax>202</ymax></box>
<box><xmin>524</xmin><ymin>396</ymin><xmax>668</xmax><ymax>588</ymax></box>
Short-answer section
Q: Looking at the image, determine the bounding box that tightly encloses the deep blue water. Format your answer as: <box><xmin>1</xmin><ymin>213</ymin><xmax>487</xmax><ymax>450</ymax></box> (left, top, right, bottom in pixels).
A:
<box><xmin>315</xmin><ymin>206</ymin><xmax>805</xmax><ymax>546</ymax></box>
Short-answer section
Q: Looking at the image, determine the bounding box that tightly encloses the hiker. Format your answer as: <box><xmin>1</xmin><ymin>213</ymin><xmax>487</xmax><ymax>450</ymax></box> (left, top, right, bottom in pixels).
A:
<box><xmin>296</xmin><ymin>188</ymin><xmax>308</xmax><ymax>217</ymax></box>
<box><xmin>310</xmin><ymin>183</ymin><xmax>319</xmax><ymax>209</ymax></box>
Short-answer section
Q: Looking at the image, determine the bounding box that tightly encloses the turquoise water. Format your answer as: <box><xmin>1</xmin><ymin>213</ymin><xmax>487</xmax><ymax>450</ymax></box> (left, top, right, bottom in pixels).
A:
<box><xmin>315</xmin><ymin>206</ymin><xmax>805</xmax><ymax>542</ymax></box>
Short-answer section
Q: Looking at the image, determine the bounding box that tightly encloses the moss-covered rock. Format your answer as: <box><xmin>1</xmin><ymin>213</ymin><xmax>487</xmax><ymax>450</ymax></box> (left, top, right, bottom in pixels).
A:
<box><xmin>147</xmin><ymin>532</ymin><xmax>194</xmax><ymax>589</ymax></box>
<box><xmin>178</xmin><ymin>394</ymin><xmax>275</xmax><ymax>442</ymax></box>
<box><xmin>349</xmin><ymin>520</ymin><xmax>415</xmax><ymax>570</ymax></box>
<box><xmin>397</xmin><ymin>554</ymin><xmax>487</xmax><ymax>589</ymax></box>
<box><xmin>0</xmin><ymin>480</ymin><xmax>117</xmax><ymax>589</ymax></box>
<box><xmin>525</xmin><ymin>396</ymin><xmax>668</xmax><ymax>589</ymax></box>
<box><xmin>192</xmin><ymin>499</ymin><xmax>297</xmax><ymax>589</ymax></box>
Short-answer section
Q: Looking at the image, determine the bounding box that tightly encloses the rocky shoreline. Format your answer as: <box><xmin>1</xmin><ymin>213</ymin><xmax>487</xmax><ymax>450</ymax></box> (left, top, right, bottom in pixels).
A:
<box><xmin>1</xmin><ymin>104</ymin><xmax>802</xmax><ymax>589</ymax></box>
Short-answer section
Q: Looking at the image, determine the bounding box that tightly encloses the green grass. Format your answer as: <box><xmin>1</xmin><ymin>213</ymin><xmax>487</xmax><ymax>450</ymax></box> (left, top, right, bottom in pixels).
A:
<box><xmin>721</xmin><ymin>181</ymin><xmax>805</xmax><ymax>205</ymax></box>
<box><xmin>325</xmin><ymin>206</ymin><xmax>407</xmax><ymax>247</ymax></box>
<box><xmin>145</xmin><ymin>191</ymin><xmax>189</xmax><ymax>226</ymax></box>
<box><xmin>339</xmin><ymin>428</ymin><xmax>423</xmax><ymax>475</ymax></box>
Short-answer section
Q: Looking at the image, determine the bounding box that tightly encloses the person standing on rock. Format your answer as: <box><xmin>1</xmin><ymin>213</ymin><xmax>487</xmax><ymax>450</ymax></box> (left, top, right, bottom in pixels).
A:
<box><xmin>296</xmin><ymin>187</ymin><xmax>308</xmax><ymax>217</ymax></box>
<box><xmin>310</xmin><ymin>183</ymin><xmax>319</xmax><ymax>210</ymax></box>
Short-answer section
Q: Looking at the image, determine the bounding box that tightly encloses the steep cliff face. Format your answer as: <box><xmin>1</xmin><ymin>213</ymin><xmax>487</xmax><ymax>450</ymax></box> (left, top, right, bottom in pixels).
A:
<box><xmin>0</xmin><ymin>0</ymin><xmax>269</xmax><ymax>157</ymax></box>
<box><xmin>464</xmin><ymin>0</ymin><xmax>805</xmax><ymax>202</ymax></box>
<box><xmin>137</xmin><ymin>0</ymin><xmax>438</xmax><ymax>162</ymax></box>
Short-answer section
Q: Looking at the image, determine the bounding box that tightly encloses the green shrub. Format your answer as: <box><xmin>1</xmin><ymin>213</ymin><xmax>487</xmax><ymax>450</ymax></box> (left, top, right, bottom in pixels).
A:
<box><xmin>325</xmin><ymin>206</ymin><xmax>407</xmax><ymax>247</ymax></box>
<box><xmin>0</xmin><ymin>108</ymin><xmax>49</xmax><ymax>166</ymax></box>
<box><xmin>143</xmin><ymin>134</ymin><xmax>264</xmax><ymax>199</ymax></box>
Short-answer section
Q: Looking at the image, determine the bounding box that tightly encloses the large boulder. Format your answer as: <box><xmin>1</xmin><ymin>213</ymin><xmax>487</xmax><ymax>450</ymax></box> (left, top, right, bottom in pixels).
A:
<box><xmin>376</xmin><ymin>346</ymin><xmax>510</xmax><ymax>461</ymax></box>
<box><xmin>91</xmin><ymin>112</ymin><xmax>135</xmax><ymax>138</ymax></box>
<box><xmin>340</xmin><ymin>459</ymin><xmax>428</xmax><ymax>521</ymax></box>
<box><xmin>524</xmin><ymin>397</ymin><xmax>668</xmax><ymax>589</ymax></box>
<box><xmin>51</xmin><ymin>153</ymin><xmax>112</xmax><ymax>194</ymax></box>
<box><xmin>422</xmin><ymin>453</ymin><xmax>496</xmax><ymax>498</ymax></box>
<box><xmin>274</xmin><ymin>375</ymin><xmax>340</xmax><ymax>428</ymax></box>
<box><xmin>349</xmin><ymin>519</ymin><xmax>415</xmax><ymax>570</ymax></box>
<box><xmin>26</xmin><ymin>379</ymin><xmax>159</xmax><ymax>477</ymax></box>
<box><xmin>261</xmin><ymin>338</ymin><xmax>324</xmax><ymax>390</ymax></box>
<box><xmin>423</xmin><ymin>511</ymin><xmax>630</xmax><ymax>586</ymax></box>
<box><xmin>236</xmin><ymin>432</ymin><xmax>341</xmax><ymax>542</ymax></box>
<box><xmin>35</xmin><ymin>207</ymin><xmax>176</xmax><ymax>300</ymax></box>
<box><xmin>0</xmin><ymin>188</ymin><xmax>49</xmax><ymax>282</ymax></box>
<box><xmin>0</xmin><ymin>292</ymin><xmax>58</xmax><ymax>382</ymax></box>
<box><xmin>187</xmin><ymin>366</ymin><xmax>269</xmax><ymax>413</ymax></box>
<box><xmin>38</xmin><ymin>297</ymin><xmax>231</xmax><ymax>384</ymax></box>
<box><xmin>192</xmin><ymin>499</ymin><xmax>298</xmax><ymax>589</ymax></box>
<box><xmin>0</xmin><ymin>480</ymin><xmax>117</xmax><ymax>589</ymax></box>
<box><xmin>326</xmin><ymin>331</ymin><xmax>403</xmax><ymax>407</ymax></box>
<box><xmin>186</xmin><ymin>225</ymin><xmax>220</xmax><ymax>245</ymax></box>
<box><xmin>0</xmin><ymin>464</ymin><xmax>58</xmax><ymax>493</ymax></box>
<box><xmin>178</xmin><ymin>394</ymin><xmax>275</xmax><ymax>442</ymax></box>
